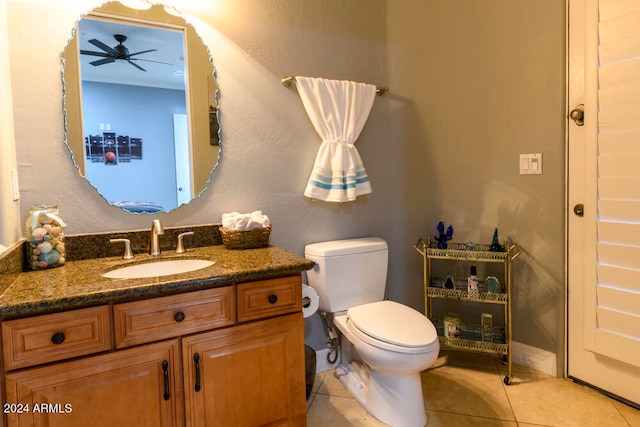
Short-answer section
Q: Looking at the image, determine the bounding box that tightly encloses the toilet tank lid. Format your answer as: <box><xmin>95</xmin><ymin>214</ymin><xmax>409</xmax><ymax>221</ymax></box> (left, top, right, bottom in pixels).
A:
<box><xmin>305</xmin><ymin>237</ymin><xmax>387</xmax><ymax>257</ymax></box>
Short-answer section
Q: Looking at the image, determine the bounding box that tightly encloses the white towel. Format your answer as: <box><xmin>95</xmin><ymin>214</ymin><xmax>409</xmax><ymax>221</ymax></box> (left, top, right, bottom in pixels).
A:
<box><xmin>222</xmin><ymin>211</ymin><xmax>270</xmax><ymax>230</ymax></box>
<box><xmin>295</xmin><ymin>76</ymin><xmax>377</xmax><ymax>202</ymax></box>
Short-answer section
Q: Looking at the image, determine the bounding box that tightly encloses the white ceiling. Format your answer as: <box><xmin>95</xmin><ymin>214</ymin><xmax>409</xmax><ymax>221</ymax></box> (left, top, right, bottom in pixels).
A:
<box><xmin>77</xmin><ymin>17</ymin><xmax>187</xmax><ymax>90</ymax></box>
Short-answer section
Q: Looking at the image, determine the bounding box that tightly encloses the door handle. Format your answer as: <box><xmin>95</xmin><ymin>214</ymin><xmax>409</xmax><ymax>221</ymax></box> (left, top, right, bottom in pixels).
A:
<box><xmin>574</xmin><ymin>204</ymin><xmax>584</xmax><ymax>217</ymax></box>
<box><xmin>569</xmin><ymin>104</ymin><xmax>584</xmax><ymax>126</ymax></box>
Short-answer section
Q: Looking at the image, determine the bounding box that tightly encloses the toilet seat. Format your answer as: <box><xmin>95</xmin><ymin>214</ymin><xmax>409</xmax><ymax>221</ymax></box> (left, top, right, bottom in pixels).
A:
<box><xmin>346</xmin><ymin>300</ymin><xmax>439</xmax><ymax>354</ymax></box>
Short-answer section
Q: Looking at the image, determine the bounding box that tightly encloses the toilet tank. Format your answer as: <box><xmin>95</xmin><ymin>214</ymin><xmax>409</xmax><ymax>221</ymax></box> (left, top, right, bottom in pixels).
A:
<box><xmin>305</xmin><ymin>237</ymin><xmax>388</xmax><ymax>312</ymax></box>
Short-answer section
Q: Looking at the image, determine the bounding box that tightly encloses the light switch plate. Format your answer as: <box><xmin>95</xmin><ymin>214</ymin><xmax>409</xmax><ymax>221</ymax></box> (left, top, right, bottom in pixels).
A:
<box><xmin>520</xmin><ymin>153</ymin><xmax>542</xmax><ymax>175</ymax></box>
<box><xmin>10</xmin><ymin>168</ymin><xmax>19</xmax><ymax>201</ymax></box>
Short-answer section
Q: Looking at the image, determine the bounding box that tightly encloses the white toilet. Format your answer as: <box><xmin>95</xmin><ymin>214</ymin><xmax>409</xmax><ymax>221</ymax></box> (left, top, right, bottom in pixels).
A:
<box><xmin>305</xmin><ymin>237</ymin><xmax>439</xmax><ymax>427</ymax></box>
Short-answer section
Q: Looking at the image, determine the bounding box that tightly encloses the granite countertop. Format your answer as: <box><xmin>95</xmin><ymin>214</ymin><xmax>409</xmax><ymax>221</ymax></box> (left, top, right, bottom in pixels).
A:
<box><xmin>0</xmin><ymin>245</ymin><xmax>315</xmax><ymax>319</ymax></box>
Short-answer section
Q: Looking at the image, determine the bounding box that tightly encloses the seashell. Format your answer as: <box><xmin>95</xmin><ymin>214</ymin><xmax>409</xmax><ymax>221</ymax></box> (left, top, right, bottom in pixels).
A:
<box><xmin>36</xmin><ymin>261</ymin><xmax>49</xmax><ymax>268</ymax></box>
<box><xmin>56</xmin><ymin>243</ymin><xmax>65</xmax><ymax>253</ymax></box>
<box><xmin>38</xmin><ymin>249</ymin><xmax>60</xmax><ymax>265</ymax></box>
<box><xmin>49</xmin><ymin>226</ymin><xmax>62</xmax><ymax>237</ymax></box>
<box><xmin>37</xmin><ymin>242</ymin><xmax>52</xmax><ymax>254</ymax></box>
<box><xmin>31</xmin><ymin>227</ymin><xmax>47</xmax><ymax>242</ymax></box>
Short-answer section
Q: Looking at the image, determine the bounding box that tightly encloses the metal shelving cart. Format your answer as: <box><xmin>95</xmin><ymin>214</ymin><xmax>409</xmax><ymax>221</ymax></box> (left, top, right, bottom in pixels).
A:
<box><xmin>415</xmin><ymin>238</ymin><xmax>520</xmax><ymax>385</ymax></box>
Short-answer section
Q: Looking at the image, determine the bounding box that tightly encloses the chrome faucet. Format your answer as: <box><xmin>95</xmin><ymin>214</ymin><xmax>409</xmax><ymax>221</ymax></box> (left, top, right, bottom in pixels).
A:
<box><xmin>150</xmin><ymin>219</ymin><xmax>164</xmax><ymax>256</ymax></box>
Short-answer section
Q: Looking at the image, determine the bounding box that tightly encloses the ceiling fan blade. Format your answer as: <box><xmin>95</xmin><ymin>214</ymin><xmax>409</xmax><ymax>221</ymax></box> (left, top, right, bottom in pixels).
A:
<box><xmin>128</xmin><ymin>49</ymin><xmax>157</xmax><ymax>57</ymax></box>
<box><xmin>88</xmin><ymin>39</ymin><xmax>117</xmax><ymax>56</ymax></box>
<box><xmin>131</xmin><ymin>58</ymin><xmax>174</xmax><ymax>66</ymax></box>
<box><xmin>127</xmin><ymin>60</ymin><xmax>147</xmax><ymax>72</ymax></box>
<box><xmin>80</xmin><ymin>50</ymin><xmax>110</xmax><ymax>58</ymax></box>
<box><xmin>90</xmin><ymin>58</ymin><xmax>116</xmax><ymax>67</ymax></box>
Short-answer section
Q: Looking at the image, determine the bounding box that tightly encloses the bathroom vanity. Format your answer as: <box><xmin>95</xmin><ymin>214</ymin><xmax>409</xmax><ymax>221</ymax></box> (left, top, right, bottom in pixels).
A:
<box><xmin>0</xmin><ymin>242</ymin><xmax>314</xmax><ymax>427</ymax></box>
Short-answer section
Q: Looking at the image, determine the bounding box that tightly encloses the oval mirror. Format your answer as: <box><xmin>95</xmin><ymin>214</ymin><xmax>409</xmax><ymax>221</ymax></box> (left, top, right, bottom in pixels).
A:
<box><xmin>61</xmin><ymin>1</ymin><xmax>220</xmax><ymax>213</ymax></box>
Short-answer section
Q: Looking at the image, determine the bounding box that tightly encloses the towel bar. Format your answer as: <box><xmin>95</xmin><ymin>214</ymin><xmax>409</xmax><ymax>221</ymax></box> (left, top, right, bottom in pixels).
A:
<box><xmin>281</xmin><ymin>76</ymin><xmax>388</xmax><ymax>96</ymax></box>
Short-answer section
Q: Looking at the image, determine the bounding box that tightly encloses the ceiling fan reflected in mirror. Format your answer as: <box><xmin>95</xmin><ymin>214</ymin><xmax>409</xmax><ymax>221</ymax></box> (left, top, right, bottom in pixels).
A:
<box><xmin>80</xmin><ymin>34</ymin><xmax>172</xmax><ymax>72</ymax></box>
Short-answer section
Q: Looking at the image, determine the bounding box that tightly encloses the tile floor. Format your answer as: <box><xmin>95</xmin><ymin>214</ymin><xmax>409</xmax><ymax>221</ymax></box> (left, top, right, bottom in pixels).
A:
<box><xmin>306</xmin><ymin>350</ymin><xmax>640</xmax><ymax>427</ymax></box>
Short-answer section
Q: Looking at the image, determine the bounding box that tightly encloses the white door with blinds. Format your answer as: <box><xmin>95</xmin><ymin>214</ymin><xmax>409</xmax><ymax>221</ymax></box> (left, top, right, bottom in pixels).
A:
<box><xmin>567</xmin><ymin>0</ymin><xmax>640</xmax><ymax>406</ymax></box>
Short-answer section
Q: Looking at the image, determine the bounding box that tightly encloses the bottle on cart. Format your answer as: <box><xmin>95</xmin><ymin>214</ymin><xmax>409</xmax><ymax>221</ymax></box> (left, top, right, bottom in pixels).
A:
<box><xmin>444</xmin><ymin>272</ymin><xmax>455</xmax><ymax>289</ymax></box>
<box><xmin>467</xmin><ymin>266</ymin><xmax>479</xmax><ymax>298</ymax></box>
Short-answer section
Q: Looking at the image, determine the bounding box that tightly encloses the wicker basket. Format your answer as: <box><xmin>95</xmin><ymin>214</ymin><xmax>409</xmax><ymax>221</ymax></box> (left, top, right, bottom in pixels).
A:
<box><xmin>219</xmin><ymin>225</ymin><xmax>271</xmax><ymax>249</ymax></box>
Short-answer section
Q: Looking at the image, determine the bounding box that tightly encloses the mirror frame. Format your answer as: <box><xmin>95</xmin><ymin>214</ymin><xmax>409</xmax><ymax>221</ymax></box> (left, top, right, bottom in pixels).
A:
<box><xmin>62</xmin><ymin>1</ymin><xmax>220</xmax><ymax>213</ymax></box>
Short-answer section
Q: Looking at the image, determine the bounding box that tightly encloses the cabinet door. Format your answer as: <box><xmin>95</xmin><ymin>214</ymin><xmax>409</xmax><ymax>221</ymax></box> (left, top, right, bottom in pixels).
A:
<box><xmin>5</xmin><ymin>340</ymin><xmax>182</xmax><ymax>427</ymax></box>
<box><xmin>183</xmin><ymin>313</ymin><xmax>306</xmax><ymax>427</ymax></box>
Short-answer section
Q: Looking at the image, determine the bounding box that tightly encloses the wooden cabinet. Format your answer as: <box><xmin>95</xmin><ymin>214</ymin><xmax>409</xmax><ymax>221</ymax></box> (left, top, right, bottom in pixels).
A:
<box><xmin>1</xmin><ymin>306</ymin><xmax>111</xmax><ymax>371</ymax></box>
<box><xmin>5</xmin><ymin>340</ymin><xmax>182</xmax><ymax>427</ymax></box>
<box><xmin>237</xmin><ymin>276</ymin><xmax>302</xmax><ymax>322</ymax></box>
<box><xmin>183</xmin><ymin>313</ymin><xmax>306</xmax><ymax>427</ymax></box>
<box><xmin>113</xmin><ymin>287</ymin><xmax>235</xmax><ymax>348</ymax></box>
<box><xmin>1</xmin><ymin>277</ymin><xmax>307</xmax><ymax>427</ymax></box>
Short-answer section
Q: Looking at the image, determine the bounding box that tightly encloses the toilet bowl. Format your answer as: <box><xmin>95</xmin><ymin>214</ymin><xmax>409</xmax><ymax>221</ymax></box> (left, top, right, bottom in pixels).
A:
<box><xmin>304</xmin><ymin>238</ymin><xmax>440</xmax><ymax>427</ymax></box>
<box><xmin>332</xmin><ymin>301</ymin><xmax>439</xmax><ymax>427</ymax></box>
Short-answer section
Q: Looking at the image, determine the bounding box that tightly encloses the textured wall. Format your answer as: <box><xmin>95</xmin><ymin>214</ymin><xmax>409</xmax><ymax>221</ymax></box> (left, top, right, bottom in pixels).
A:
<box><xmin>5</xmin><ymin>0</ymin><xmax>566</xmax><ymax>371</ymax></box>
<box><xmin>387</xmin><ymin>0</ymin><xmax>566</xmax><ymax>372</ymax></box>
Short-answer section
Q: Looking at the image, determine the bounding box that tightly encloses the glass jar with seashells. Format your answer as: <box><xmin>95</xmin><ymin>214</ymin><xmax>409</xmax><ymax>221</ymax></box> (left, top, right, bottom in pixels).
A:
<box><xmin>24</xmin><ymin>204</ymin><xmax>66</xmax><ymax>270</ymax></box>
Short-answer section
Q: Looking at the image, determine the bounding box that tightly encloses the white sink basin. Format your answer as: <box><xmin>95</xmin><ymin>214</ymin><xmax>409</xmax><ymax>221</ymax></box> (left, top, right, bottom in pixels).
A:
<box><xmin>102</xmin><ymin>259</ymin><xmax>215</xmax><ymax>279</ymax></box>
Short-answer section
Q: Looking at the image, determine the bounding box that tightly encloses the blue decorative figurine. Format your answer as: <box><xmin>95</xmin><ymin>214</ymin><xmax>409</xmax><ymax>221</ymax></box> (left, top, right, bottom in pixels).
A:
<box><xmin>489</xmin><ymin>228</ymin><xmax>505</xmax><ymax>252</ymax></box>
<box><xmin>435</xmin><ymin>221</ymin><xmax>454</xmax><ymax>249</ymax></box>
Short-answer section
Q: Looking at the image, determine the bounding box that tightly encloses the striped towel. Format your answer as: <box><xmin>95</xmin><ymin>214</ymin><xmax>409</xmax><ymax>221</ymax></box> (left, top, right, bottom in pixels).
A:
<box><xmin>295</xmin><ymin>77</ymin><xmax>376</xmax><ymax>202</ymax></box>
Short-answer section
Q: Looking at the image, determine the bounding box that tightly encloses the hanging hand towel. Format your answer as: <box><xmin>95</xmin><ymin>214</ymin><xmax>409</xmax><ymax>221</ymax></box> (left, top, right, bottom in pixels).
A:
<box><xmin>295</xmin><ymin>76</ymin><xmax>377</xmax><ymax>202</ymax></box>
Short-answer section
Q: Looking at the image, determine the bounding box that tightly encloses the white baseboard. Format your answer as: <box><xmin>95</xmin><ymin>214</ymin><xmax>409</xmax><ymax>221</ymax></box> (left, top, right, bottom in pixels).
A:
<box><xmin>511</xmin><ymin>341</ymin><xmax>557</xmax><ymax>377</ymax></box>
<box><xmin>315</xmin><ymin>348</ymin><xmax>340</xmax><ymax>373</ymax></box>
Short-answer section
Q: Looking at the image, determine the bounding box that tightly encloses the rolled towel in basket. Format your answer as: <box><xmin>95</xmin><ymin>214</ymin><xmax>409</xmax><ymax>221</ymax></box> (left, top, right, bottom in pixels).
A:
<box><xmin>222</xmin><ymin>211</ymin><xmax>270</xmax><ymax>230</ymax></box>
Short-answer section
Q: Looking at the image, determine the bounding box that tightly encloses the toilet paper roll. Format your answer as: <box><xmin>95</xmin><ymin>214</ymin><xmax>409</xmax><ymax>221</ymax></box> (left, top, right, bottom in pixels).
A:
<box><xmin>302</xmin><ymin>285</ymin><xmax>319</xmax><ymax>318</ymax></box>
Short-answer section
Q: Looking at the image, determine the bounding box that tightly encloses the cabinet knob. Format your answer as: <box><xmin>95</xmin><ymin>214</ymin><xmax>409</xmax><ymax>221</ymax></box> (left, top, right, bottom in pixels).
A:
<box><xmin>51</xmin><ymin>332</ymin><xmax>66</xmax><ymax>345</ymax></box>
<box><xmin>268</xmin><ymin>294</ymin><xmax>278</xmax><ymax>304</ymax></box>
<box><xmin>174</xmin><ymin>311</ymin><xmax>186</xmax><ymax>322</ymax></box>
